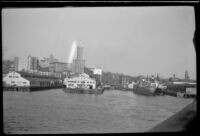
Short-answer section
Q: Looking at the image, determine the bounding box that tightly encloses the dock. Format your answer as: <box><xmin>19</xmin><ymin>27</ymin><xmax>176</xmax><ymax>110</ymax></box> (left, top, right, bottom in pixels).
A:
<box><xmin>3</xmin><ymin>85</ymin><xmax>65</xmax><ymax>92</ymax></box>
<box><xmin>162</xmin><ymin>84</ymin><xmax>196</xmax><ymax>98</ymax></box>
<box><xmin>3</xmin><ymin>86</ymin><xmax>30</xmax><ymax>91</ymax></box>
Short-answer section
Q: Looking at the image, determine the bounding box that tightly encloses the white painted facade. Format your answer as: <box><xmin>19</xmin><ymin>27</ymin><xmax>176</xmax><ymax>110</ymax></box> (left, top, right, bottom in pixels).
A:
<box><xmin>3</xmin><ymin>71</ymin><xmax>30</xmax><ymax>87</ymax></box>
<box><xmin>64</xmin><ymin>73</ymin><xmax>96</xmax><ymax>89</ymax></box>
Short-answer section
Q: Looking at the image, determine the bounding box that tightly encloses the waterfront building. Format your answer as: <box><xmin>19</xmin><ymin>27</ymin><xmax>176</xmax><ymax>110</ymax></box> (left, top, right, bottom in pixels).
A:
<box><xmin>121</xmin><ymin>75</ymin><xmax>131</xmax><ymax>88</ymax></box>
<box><xmin>62</xmin><ymin>70</ymin><xmax>73</xmax><ymax>78</ymax></box>
<box><xmin>102</xmin><ymin>72</ymin><xmax>121</xmax><ymax>87</ymax></box>
<box><xmin>18</xmin><ymin>71</ymin><xmax>62</xmax><ymax>87</ymax></box>
<box><xmin>39</xmin><ymin>59</ymin><xmax>50</xmax><ymax>68</ymax></box>
<box><xmin>92</xmin><ymin>68</ymin><xmax>102</xmax><ymax>75</ymax></box>
<box><xmin>3</xmin><ymin>57</ymin><xmax>20</xmax><ymax>73</ymax></box>
<box><xmin>169</xmin><ymin>74</ymin><xmax>181</xmax><ymax>82</ymax></box>
<box><xmin>3</xmin><ymin>60</ymin><xmax>14</xmax><ymax>74</ymax></box>
<box><xmin>49</xmin><ymin>62</ymin><xmax>69</xmax><ymax>73</ymax></box>
<box><xmin>38</xmin><ymin>55</ymin><xmax>58</xmax><ymax>69</ymax></box>
<box><xmin>38</xmin><ymin>66</ymin><xmax>49</xmax><ymax>72</ymax></box>
<box><xmin>17</xmin><ymin>57</ymin><xmax>28</xmax><ymax>72</ymax></box>
<box><xmin>84</xmin><ymin>67</ymin><xmax>94</xmax><ymax>78</ymax></box>
<box><xmin>3</xmin><ymin>71</ymin><xmax>30</xmax><ymax>87</ymax></box>
<box><xmin>3</xmin><ymin>57</ymin><xmax>27</xmax><ymax>73</ymax></box>
<box><xmin>64</xmin><ymin>73</ymin><xmax>96</xmax><ymax>89</ymax></box>
<box><xmin>92</xmin><ymin>68</ymin><xmax>103</xmax><ymax>87</ymax></box>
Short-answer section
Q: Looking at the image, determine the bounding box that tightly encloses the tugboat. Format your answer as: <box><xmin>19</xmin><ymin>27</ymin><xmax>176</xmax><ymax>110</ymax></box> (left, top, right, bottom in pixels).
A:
<box><xmin>63</xmin><ymin>73</ymin><xmax>104</xmax><ymax>95</ymax></box>
<box><xmin>133</xmin><ymin>76</ymin><xmax>159</xmax><ymax>96</ymax></box>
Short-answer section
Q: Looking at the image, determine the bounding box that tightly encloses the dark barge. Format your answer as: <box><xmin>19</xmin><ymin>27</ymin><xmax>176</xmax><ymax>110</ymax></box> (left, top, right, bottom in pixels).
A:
<box><xmin>3</xmin><ymin>85</ymin><xmax>65</xmax><ymax>92</ymax></box>
<box><xmin>62</xmin><ymin>87</ymin><xmax>104</xmax><ymax>95</ymax></box>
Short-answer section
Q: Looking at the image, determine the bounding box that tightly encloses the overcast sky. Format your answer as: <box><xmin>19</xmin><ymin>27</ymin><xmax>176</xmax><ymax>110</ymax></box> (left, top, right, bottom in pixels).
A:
<box><xmin>2</xmin><ymin>7</ymin><xmax>196</xmax><ymax>79</ymax></box>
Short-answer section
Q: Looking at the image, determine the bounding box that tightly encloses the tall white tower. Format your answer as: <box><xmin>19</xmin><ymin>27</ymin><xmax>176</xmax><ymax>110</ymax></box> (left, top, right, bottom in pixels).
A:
<box><xmin>72</xmin><ymin>41</ymin><xmax>85</xmax><ymax>74</ymax></box>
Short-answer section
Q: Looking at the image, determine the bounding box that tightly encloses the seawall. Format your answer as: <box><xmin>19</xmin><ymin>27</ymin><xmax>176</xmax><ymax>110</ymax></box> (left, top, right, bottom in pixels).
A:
<box><xmin>149</xmin><ymin>100</ymin><xmax>196</xmax><ymax>132</ymax></box>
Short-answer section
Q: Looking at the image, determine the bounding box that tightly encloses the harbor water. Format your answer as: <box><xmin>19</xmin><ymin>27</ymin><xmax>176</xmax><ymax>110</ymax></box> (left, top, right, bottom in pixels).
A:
<box><xmin>3</xmin><ymin>89</ymin><xmax>193</xmax><ymax>134</ymax></box>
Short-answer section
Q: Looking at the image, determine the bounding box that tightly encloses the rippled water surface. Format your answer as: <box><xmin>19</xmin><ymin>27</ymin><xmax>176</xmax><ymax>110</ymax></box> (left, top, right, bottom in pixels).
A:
<box><xmin>3</xmin><ymin>89</ymin><xmax>193</xmax><ymax>134</ymax></box>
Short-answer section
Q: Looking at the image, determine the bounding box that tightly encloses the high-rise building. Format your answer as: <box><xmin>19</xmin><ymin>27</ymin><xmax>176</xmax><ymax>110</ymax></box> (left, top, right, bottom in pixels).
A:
<box><xmin>185</xmin><ymin>70</ymin><xmax>189</xmax><ymax>80</ymax></box>
<box><xmin>14</xmin><ymin>57</ymin><xmax>19</xmax><ymax>71</ymax></box>
<box><xmin>77</xmin><ymin>46</ymin><xmax>83</xmax><ymax>60</ymax></box>
<box><xmin>72</xmin><ymin>42</ymin><xmax>85</xmax><ymax>74</ymax></box>
<box><xmin>3</xmin><ymin>60</ymin><xmax>14</xmax><ymax>74</ymax></box>
<box><xmin>39</xmin><ymin>59</ymin><xmax>49</xmax><ymax>68</ymax></box>
<box><xmin>49</xmin><ymin>62</ymin><xmax>69</xmax><ymax>73</ymax></box>
<box><xmin>18</xmin><ymin>57</ymin><xmax>28</xmax><ymax>71</ymax></box>
<box><xmin>38</xmin><ymin>55</ymin><xmax>58</xmax><ymax>71</ymax></box>
<box><xmin>72</xmin><ymin>59</ymin><xmax>85</xmax><ymax>74</ymax></box>
<box><xmin>27</xmin><ymin>55</ymin><xmax>39</xmax><ymax>71</ymax></box>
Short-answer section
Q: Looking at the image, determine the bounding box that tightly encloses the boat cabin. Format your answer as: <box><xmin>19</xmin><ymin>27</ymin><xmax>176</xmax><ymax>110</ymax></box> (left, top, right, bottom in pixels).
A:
<box><xmin>64</xmin><ymin>73</ymin><xmax>96</xmax><ymax>89</ymax></box>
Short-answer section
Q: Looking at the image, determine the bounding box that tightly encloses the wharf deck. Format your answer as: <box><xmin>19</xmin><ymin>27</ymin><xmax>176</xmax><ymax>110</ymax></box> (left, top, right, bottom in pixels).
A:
<box><xmin>3</xmin><ymin>85</ymin><xmax>65</xmax><ymax>92</ymax></box>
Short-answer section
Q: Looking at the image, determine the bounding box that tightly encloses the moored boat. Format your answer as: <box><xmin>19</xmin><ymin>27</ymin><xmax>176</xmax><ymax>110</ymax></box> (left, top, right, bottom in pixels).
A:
<box><xmin>133</xmin><ymin>76</ymin><xmax>159</xmax><ymax>96</ymax></box>
<box><xmin>63</xmin><ymin>87</ymin><xmax>104</xmax><ymax>95</ymax></box>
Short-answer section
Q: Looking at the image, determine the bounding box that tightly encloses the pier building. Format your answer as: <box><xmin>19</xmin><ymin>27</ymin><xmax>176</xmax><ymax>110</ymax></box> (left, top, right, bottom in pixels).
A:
<box><xmin>3</xmin><ymin>71</ymin><xmax>30</xmax><ymax>87</ymax></box>
<box><xmin>164</xmin><ymin>83</ymin><xmax>196</xmax><ymax>98</ymax></box>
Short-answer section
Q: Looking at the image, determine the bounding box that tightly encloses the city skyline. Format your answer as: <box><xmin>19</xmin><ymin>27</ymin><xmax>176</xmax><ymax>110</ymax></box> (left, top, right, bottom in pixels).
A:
<box><xmin>2</xmin><ymin>7</ymin><xmax>196</xmax><ymax>79</ymax></box>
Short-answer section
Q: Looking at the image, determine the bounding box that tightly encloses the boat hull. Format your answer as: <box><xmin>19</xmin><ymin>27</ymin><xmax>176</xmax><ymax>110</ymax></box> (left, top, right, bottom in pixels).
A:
<box><xmin>133</xmin><ymin>86</ymin><xmax>157</xmax><ymax>96</ymax></box>
<box><xmin>63</xmin><ymin>88</ymin><xmax>104</xmax><ymax>95</ymax></box>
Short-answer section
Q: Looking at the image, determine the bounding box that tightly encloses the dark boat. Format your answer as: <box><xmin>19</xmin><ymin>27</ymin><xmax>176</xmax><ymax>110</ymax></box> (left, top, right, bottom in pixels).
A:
<box><xmin>63</xmin><ymin>87</ymin><xmax>104</xmax><ymax>95</ymax></box>
<box><xmin>133</xmin><ymin>79</ymin><xmax>159</xmax><ymax>96</ymax></box>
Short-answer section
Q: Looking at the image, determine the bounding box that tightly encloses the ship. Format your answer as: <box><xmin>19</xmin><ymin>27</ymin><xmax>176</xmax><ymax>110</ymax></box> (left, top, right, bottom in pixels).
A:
<box><xmin>133</xmin><ymin>76</ymin><xmax>159</xmax><ymax>96</ymax></box>
<box><xmin>63</xmin><ymin>87</ymin><xmax>104</xmax><ymax>95</ymax></box>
